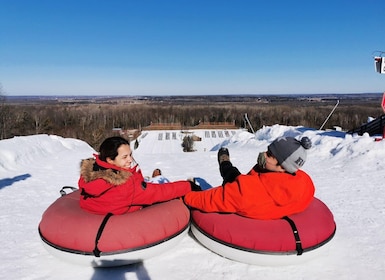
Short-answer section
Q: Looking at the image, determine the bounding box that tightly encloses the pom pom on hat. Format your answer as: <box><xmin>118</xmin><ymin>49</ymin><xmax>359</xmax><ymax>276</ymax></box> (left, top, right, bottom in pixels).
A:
<box><xmin>268</xmin><ymin>136</ymin><xmax>311</xmax><ymax>174</ymax></box>
<box><xmin>300</xmin><ymin>136</ymin><xmax>312</xmax><ymax>149</ymax></box>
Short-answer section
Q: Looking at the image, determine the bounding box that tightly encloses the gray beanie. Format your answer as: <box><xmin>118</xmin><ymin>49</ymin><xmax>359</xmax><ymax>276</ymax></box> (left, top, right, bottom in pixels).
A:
<box><xmin>267</xmin><ymin>136</ymin><xmax>312</xmax><ymax>174</ymax></box>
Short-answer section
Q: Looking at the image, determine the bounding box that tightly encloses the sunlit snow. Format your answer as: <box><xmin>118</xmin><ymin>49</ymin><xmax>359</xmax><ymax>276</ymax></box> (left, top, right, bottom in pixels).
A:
<box><xmin>1</xmin><ymin>125</ymin><xmax>385</xmax><ymax>279</ymax></box>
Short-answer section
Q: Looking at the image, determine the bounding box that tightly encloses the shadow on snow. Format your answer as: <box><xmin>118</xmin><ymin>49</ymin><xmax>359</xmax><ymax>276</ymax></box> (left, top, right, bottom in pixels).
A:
<box><xmin>0</xmin><ymin>174</ymin><xmax>31</xmax><ymax>190</ymax></box>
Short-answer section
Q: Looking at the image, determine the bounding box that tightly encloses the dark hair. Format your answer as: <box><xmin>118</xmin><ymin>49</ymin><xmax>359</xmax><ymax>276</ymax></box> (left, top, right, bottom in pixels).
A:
<box><xmin>99</xmin><ymin>136</ymin><xmax>130</xmax><ymax>161</ymax></box>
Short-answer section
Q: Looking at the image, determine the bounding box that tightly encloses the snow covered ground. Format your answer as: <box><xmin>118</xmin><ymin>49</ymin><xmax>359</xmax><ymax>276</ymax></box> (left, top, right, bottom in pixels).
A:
<box><xmin>1</xmin><ymin>124</ymin><xmax>385</xmax><ymax>280</ymax></box>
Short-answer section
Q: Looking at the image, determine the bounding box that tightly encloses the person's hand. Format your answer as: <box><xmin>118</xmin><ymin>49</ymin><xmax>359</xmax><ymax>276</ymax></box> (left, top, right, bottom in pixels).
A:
<box><xmin>188</xmin><ymin>180</ymin><xmax>202</xmax><ymax>191</ymax></box>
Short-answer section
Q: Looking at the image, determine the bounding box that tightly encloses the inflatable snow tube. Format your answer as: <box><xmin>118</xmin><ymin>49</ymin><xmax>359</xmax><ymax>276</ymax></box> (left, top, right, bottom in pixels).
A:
<box><xmin>39</xmin><ymin>190</ymin><xmax>190</xmax><ymax>267</ymax></box>
<box><xmin>190</xmin><ymin>197</ymin><xmax>336</xmax><ymax>266</ymax></box>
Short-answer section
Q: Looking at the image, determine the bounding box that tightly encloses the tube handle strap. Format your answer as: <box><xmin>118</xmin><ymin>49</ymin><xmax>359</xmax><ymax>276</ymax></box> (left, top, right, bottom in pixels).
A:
<box><xmin>93</xmin><ymin>212</ymin><xmax>113</xmax><ymax>257</ymax></box>
<box><xmin>282</xmin><ymin>216</ymin><xmax>303</xmax><ymax>255</ymax></box>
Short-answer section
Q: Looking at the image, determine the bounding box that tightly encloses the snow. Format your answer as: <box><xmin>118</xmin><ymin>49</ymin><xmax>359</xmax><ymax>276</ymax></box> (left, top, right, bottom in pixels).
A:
<box><xmin>1</xmin><ymin>125</ymin><xmax>385</xmax><ymax>280</ymax></box>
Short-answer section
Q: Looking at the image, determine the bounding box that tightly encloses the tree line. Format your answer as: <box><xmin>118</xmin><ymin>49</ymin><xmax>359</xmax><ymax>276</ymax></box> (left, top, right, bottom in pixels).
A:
<box><xmin>1</xmin><ymin>97</ymin><xmax>383</xmax><ymax>149</ymax></box>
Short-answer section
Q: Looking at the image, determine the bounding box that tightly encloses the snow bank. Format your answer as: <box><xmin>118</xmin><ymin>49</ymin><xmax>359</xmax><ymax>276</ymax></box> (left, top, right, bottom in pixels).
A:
<box><xmin>1</xmin><ymin>125</ymin><xmax>385</xmax><ymax>280</ymax></box>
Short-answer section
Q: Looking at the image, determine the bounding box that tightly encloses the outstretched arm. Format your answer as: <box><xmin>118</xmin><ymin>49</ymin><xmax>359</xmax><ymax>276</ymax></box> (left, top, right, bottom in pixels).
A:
<box><xmin>183</xmin><ymin>182</ymin><xmax>241</xmax><ymax>213</ymax></box>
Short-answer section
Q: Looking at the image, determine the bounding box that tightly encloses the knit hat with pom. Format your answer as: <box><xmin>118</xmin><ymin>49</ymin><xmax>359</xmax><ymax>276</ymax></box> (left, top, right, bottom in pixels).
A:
<box><xmin>267</xmin><ymin>136</ymin><xmax>312</xmax><ymax>174</ymax></box>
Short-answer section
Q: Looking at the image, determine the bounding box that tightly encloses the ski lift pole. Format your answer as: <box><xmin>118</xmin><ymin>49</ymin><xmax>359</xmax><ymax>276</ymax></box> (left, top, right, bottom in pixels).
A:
<box><xmin>319</xmin><ymin>100</ymin><xmax>340</xmax><ymax>130</ymax></box>
<box><xmin>244</xmin><ymin>113</ymin><xmax>255</xmax><ymax>134</ymax></box>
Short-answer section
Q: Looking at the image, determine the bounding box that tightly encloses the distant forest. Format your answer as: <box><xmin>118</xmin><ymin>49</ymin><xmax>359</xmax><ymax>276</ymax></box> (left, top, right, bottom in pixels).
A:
<box><xmin>1</xmin><ymin>94</ymin><xmax>384</xmax><ymax>149</ymax></box>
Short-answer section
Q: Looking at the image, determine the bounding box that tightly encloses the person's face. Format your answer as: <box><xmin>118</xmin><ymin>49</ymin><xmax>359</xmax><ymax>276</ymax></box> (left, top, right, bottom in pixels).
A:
<box><xmin>107</xmin><ymin>144</ymin><xmax>133</xmax><ymax>169</ymax></box>
<box><xmin>264</xmin><ymin>151</ymin><xmax>286</xmax><ymax>172</ymax></box>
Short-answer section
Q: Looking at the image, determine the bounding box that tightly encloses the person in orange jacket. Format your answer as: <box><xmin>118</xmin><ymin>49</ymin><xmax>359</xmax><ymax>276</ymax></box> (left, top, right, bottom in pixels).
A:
<box><xmin>183</xmin><ymin>136</ymin><xmax>315</xmax><ymax>220</ymax></box>
<box><xmin>78</xmin><ymin>136</ymin><xmax>200</xmax><ymax>215</ymax></box>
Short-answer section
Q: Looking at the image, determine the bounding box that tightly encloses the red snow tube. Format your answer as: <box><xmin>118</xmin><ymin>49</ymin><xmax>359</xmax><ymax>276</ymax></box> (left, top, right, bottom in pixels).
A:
<box><xmin>39</xmin><ymin>190</ymin><xmax>190</xmax><ymax>267</ymax></box>
<box><xmin>190</xmin><ymin>197</ymin><xmax>336</xmax><ymax>266</ymax></box>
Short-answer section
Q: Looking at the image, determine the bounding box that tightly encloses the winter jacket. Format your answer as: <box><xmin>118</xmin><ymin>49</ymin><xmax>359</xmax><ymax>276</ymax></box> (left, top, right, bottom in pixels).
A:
<box><xmin>183</xmin><ymin>168</ymin><xmax>315</xmax><ymax>220</ymax></box>
<box><xmin>78</xmin><ymin>155</ymin><xmax>191</xmax><ymax>215</ymax></box>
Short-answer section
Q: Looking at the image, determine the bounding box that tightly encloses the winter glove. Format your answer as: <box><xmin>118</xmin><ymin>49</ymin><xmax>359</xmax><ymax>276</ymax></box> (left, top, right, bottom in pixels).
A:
<box><xmin>189</xmin><ymin>181</ymin><xmax>202</xmax><ymax>192</ymax></box>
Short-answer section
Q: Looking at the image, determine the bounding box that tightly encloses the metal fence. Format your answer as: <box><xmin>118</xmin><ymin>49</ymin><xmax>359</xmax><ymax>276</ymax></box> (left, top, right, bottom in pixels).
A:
<box><xmin>347</xmin><ymin>114</ymin><xmax>385</xmax><ymax>136</ymax></box>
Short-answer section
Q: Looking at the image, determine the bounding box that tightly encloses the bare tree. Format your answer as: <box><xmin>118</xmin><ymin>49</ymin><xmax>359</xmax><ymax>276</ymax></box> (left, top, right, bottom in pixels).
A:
<box><xmin>2</xmin><ymin>95</ymin><xmax>383</xmax><ymax>146</ymax></box>
<box><xmin>0</xmin><ymin>84</ymin><xmax>10</xmax><ymax>139</ymax></box>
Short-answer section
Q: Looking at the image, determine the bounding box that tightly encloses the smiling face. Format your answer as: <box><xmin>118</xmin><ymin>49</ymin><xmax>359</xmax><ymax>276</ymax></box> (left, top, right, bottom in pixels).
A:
<box><xmin>106</xmin><ymin>144</ymin><xmax>133</xmax><ymax>169</ymax></box>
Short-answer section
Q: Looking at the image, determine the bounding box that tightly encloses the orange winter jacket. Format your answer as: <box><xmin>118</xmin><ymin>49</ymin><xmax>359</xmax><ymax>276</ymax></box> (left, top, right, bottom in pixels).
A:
<box><xmin>184</xmin><ymin>169</ymin><xmax>315</xmax><ymax>220</ymax></box>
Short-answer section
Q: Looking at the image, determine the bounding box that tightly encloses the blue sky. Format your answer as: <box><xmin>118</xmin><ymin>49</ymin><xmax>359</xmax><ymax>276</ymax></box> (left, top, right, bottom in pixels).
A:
<box><xmin>1</xmin><ymin>0</ymin><xmax>385</xmax><ymax>96</ymax></box>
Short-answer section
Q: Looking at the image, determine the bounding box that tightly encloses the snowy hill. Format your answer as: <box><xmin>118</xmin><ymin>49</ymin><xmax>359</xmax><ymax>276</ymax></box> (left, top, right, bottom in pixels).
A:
<box><xmin>1</xmin><ymin>125</ymin><xmax>385</xmax><ymax>279</ymax></box>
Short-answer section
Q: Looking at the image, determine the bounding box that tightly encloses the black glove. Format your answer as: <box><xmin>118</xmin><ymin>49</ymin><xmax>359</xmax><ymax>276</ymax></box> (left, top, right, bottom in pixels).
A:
<box><xmin>189</xmin><ymin>181</ymin><xmax>202</xmax><ymax>191</ymax></box>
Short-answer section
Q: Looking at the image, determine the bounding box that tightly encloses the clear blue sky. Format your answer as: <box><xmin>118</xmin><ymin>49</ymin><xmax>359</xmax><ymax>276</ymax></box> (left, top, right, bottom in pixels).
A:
<box><xmin>1</xmin><ymin>0</ymin><xmax>385</xmax><ymax>96</ymax></box>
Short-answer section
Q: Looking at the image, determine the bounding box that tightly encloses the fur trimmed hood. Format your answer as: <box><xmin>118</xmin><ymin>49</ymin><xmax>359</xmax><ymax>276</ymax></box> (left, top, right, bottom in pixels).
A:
<box><xmin>80</xmin><ymin>158</ymin><xmax>132</xmax><ymax>186</ymax></box>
